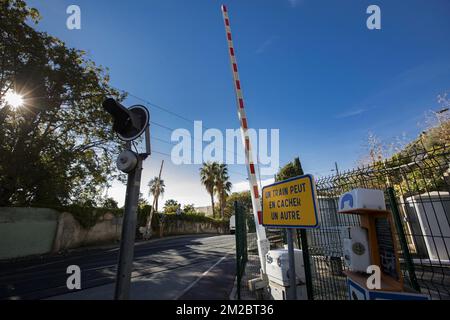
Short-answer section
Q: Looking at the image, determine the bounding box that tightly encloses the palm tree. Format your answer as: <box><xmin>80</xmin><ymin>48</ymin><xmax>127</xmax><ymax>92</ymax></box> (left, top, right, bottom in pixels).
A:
<box><xmin>215</xmin><ymin>164</ymin><xmax>232</xmax><ymax>219</ymax></box>
<box><xmin>148</xmin><ymin>177</ymin><xmax>165</xmax><ymax>213</ymax></box>
<box><xmin>200</xmin><ymin>162</ymin><xmax>218</xmax><ymax>218</ymax></box>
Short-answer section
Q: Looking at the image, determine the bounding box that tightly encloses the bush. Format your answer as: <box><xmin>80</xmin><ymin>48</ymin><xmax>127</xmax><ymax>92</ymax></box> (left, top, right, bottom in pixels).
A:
<box><xmin>163</xmin><ymin>212</ymin><xmax>228</xmax><ymax>228</ymax></box>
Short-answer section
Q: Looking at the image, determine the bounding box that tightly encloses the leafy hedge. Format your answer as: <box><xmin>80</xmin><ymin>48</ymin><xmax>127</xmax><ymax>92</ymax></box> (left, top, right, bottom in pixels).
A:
<box><xmin>44</xmin><ymin>205</ymin><xmax>123</xmax><ymax>229</ymax></box>
<box><xmin>25</xmin><ymin>205</ymin><xmax>227</xmax><ymax>230</ymax></box>
<box><xmin>160</xmin><ymin>212</ymin><xmax>228</xmax><ymax>229</ymax></box>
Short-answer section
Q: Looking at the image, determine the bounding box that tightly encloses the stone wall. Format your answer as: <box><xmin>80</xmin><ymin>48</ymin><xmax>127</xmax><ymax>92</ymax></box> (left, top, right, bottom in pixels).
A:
<box><xmin>0</xmin><ymin>207</ymin><xmax>228</xmax><ymax>260</ymax></box>
<box><xmin>52</xmin><ymin>212</ymin><xmax>122</xmax><ymax>253</ymax></box>
<box><xmin>0</xmin><ymin>207</ymin><xmax>59</xmax><ymax>260</ymax></box>
<box><xmin>161</xmin><ymin>219</ymin><xmax>228</xmax><ymax>236</ymax></box>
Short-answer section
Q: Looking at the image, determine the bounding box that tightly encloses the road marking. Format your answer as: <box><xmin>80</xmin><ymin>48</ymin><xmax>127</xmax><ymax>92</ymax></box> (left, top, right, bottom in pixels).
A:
<box><xmin>174</xmin><ymin>255</ymin><xmax>228</xmax><ymax>300</ymax></box>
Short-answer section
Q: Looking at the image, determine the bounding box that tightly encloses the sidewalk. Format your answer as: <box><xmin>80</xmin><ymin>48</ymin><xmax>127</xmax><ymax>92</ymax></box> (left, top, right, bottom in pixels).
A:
<box><xmin>230</xmin><ymin>254</ymin><xmax>270</xmax><ymax>300</ymax></box>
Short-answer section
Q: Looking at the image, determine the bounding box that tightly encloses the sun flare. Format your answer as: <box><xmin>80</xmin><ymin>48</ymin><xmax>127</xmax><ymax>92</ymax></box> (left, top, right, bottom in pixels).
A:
<box><xmin>4</xmin><ymin>90</ymin><xmax>24</xmax><ymax>109</ymax></box>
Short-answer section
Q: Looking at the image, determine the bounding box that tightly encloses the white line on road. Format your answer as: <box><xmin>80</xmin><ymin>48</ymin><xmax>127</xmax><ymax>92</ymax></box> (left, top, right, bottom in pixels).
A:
<box><xmin>174</xmin><ymin>255</ymin><xmax>228</xmax><ymax>300</ymax></box>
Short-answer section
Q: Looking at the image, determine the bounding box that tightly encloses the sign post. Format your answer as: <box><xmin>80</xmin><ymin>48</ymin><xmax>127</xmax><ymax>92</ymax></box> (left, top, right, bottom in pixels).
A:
<box><xmin>286</xmin><ymin>228</ymin><xmax>297</xmax><ymax>300</ymax></box>
<box><xmin>262</xmin><ymin>174</ymin><xmax>320</xmax><ymax>300</ymax></box>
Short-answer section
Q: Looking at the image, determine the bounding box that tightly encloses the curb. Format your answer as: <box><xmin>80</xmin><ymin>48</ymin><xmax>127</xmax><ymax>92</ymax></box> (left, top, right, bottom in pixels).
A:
<box><xmin>229</xmin><ymin>276</ymin><xmax>238</xmax><ymax>300</ymax></box>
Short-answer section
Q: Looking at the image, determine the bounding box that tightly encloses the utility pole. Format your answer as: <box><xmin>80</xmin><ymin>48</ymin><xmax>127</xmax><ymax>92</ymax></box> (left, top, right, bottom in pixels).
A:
<box><xmin>334</xmin><ymin>162</ymin><xmax>340</xmax><ymax>176</ymax></box>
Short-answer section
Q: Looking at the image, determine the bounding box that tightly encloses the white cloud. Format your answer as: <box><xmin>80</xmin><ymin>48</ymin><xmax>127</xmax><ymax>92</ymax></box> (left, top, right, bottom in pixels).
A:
<box><xmin>335</xmin><ymin>105</ymin><xmax>382</xmax><ymax>119</ymax></box>
<box><xmin>288</xmin><ymin>0</ymin><xmax>303</xmax><ymax>8</ymax></box>
<box><xmin>335</xmin><ymin>108</ymin><xmax>368</xmax><ymax>119</ymax></box>
<box><xmin>232</xmin><ymin>178</ymin><xmax>275</xmax><ymax>193</ymax></box>
<box><xmin>256</xmin><ymin>36</ymin><xmax>278</xmax><ymax>54</ymax></box>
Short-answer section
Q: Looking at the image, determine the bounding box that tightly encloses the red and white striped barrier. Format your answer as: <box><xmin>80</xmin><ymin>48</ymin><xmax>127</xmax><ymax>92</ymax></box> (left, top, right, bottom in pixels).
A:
<box><xmin>221</xmin><ymin>4</ymin><xmax>269</xmax><ymax>272</ymax></box>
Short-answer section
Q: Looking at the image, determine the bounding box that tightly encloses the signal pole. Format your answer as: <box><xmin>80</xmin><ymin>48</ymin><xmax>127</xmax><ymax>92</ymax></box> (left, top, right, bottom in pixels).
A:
<box><xmin>102</xmin><ymin>99</ymin><xmax>151</xmax><ymax>300</ymax></box>
<box><xmin>114</xmin><ymin>149</ymin><xmax>144</xmax><ymax>300</ymax></box>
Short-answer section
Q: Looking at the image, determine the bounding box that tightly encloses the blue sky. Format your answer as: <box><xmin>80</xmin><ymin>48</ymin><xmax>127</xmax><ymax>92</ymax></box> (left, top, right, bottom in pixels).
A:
<box><xmin>27</xmin><ymin>0</ymin><xmax>450</xmax><ymax>206</ymax></box>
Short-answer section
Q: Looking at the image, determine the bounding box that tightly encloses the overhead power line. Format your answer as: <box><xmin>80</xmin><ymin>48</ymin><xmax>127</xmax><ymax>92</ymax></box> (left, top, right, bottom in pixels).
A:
<box><xmin>54</xmin><ymin>85</ymin><xmax>280</xmax><ymax>171</ymax></box>
<box><xmin>113</xmin><ymin>86</ymin><xmax>248</xmax><ymax>160</ymax></box>
<box><xmin>149</xmin><ymin>146</ymin><xmax>248</xmax><ymax>178</ymax></box>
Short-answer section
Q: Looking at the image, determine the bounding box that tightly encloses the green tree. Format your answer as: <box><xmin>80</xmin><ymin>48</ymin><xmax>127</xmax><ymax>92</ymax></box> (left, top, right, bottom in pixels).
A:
<box><xmin>215</xmin><ymin>163</ymin><xmax>232</xmax><ymax>219</ymax></box>
<box><xmin>275</xmin><ymin>157</ymin><xmax>304</xmax><ymax>182</ymax></box>
<box><xmin>138</xmin><ymin>193</ymin><xmax>149</xmax><ymax>209</ymax></box>
<box><xmin>101</xmin><ymin>197</ymin><xmax>119</xmax><ymax>209</ymax></box>
<box><xmin>183</xmin><ymin>203</ymin><xmax>196</xmax><ymax>214</ymax></box>
<box><xmin>200</xmin><ymin>162</ymin><xmax>219</xmax><ymax>218</ymax></box>
<box><xmin>0</xmin><ymin>0</ymin><xmax>125</xmax><ymax>206</ymax></box>
<box><xmin>148</xmin><ymin>177</ymin><xmax>165</xmax><ymax>213</ymax></box>
<box><xmin>164</xmin><ymin>199</ymin><xmax>178</xmax><ymax>207</ymax></box>
<box><xmin>224</xmin><ymin>191</ymin><xmax>252</xmax><ymax>219</ymax></box>
<box><xmin>163</xmin><ymin>199</ymin><xmax>179</xmax><ymax>214</ymax></box>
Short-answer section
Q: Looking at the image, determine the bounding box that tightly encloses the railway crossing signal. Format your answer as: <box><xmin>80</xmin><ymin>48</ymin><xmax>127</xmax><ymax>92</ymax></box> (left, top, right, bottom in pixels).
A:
<box><xmin>103</xmin><ymin>98</ymin><xmax>151</xmax><ymax>300</ymax></box>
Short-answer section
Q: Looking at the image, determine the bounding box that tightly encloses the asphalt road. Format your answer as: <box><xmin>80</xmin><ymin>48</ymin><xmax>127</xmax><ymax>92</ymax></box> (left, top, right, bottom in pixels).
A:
<box><xmin>0</xmin><ymin>234</ymin><xmax>236</xmax><ymax>300</ymax></box>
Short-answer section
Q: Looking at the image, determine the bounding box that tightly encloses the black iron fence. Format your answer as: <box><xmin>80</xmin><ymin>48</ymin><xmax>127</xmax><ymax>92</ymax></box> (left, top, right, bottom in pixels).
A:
<box><xmin>310</xmin><ymin>145</ymin><xmax>450</xmax><ymax>300</ymax></box>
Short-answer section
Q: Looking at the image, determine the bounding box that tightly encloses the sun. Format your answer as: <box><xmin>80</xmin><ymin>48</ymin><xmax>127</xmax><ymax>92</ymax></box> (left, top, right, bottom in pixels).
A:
<box><xmin>4</xmin><ymin>90</ymin><xmax>24</xmax><ymax>109</ymax></box>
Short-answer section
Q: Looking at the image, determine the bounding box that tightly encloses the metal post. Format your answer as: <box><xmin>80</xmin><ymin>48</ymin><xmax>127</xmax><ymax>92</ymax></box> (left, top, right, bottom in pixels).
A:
<box><xmin>296</xmin><ymin>229</ymin><xmax>301</xmax><ymax>249</ymax></box>
<box><xmin>286</xmin><ymin>228</ymin><xmax>297</xmax><ymax>300</ymax></box>
<box><xmin>387</xmin><ymin>187</ymin><xmax>421</xmax><ymax>292</ymax></box>
<box><xmin>296</xmin><ymin>160</ymin><xmax>314</xmax><ymax>299</ymax></box>
<box><xmin>234</xmin><ymin>201</ymin><xmax>241</xmax><ymax>300</ymax></box>
<box><xmin>114</xmin><ymin>154</ymin><xmax>143</xmax><ymax>300</ymax></box>
<box><xmin>300</xmin><ymin>229</ymin><xmax>314</xmax><ymax>300</ymax></box>
<box><xmin>334</xmin><ymin>162</ymin><xmax>340</xmax><ymax>176</ymax></box>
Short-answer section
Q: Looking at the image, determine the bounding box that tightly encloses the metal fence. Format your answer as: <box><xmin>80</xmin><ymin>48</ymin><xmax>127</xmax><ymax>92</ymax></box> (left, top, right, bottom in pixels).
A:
<box><xmin>310</xmin><ymin>145</ymin><xmax>450</xmax><ymax>300</ymax></box>
<box><xmin>234</xmin><ymin>201</ymin><xmax>248</xmax><ymax>300</ymax></box>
